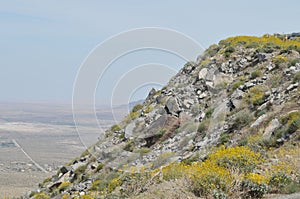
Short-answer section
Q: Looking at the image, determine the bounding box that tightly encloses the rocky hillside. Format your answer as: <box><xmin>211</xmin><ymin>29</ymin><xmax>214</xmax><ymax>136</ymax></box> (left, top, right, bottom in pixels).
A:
<box><xmin>29</xmin><ymin>34</ymin><xmax>300</xmax><ymax>199</ymax></box>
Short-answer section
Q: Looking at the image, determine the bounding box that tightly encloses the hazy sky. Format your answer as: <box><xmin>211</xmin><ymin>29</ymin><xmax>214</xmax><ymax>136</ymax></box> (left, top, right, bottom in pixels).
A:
<box><xmin>1</xmin><ymin>0</ymin><xmax>299</xmax><ymax>105</ymax></box>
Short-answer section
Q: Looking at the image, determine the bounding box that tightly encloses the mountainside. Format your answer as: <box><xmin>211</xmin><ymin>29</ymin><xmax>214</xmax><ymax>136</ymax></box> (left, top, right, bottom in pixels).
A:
<box><xmin>29</xmin><ymin>34</ymin><xmax>300</xmax><ymax>199</ymax></box>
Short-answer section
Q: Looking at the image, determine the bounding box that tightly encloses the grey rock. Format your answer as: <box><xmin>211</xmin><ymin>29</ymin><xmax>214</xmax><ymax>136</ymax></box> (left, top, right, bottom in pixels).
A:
<box><xmin>287</xmin><ymin>83</ymin><xmax>299</xmax><ymax>91</ymax></box>
<box><xmin>198</xmin><ymin>68</ymin><xmax>208</xmax><ymax>80</ymax></box>
<box><xmin>266</xmin><ymin>63</ymin><xmax>274</xmax><ymax>71</ymax></box>
<box><xmin>263</xmin><ymin>119</ymin><xmax>279</xmax><ymax>139</ymax></box>
<box><xmin>183</xmin><ymin>99</ymin><xmax>194</xmax><ymax>109</ymax></box>
<box><xmin>165</xmin><ymin>97</ymin><xmax>181</xmax><ymax>116</ymax></box>
<box><xmin>59</xmin><ymin>166</ymin><xmax>70</xmax><ymax>175</ymax></box>
<box><xmin>231</xmin><ymin>89</ymin><xmax>244</xmax><ymax>100</ymax></box>
<box><xmin>251</xmin><ymin>114</ymin><xmax>267</xmax><ymax>127</ymax></box>
<box><xmin>206</xmin><ymin>68</ymin><xmax>216</xmax><ymax>82</ymax></box>
<box><xmin>71</xmin><ymin>162</ymin><xmax>86</xmax><ymax>171</ymax></box>
<box><xmin>125</xmin><ymin>122</ymin><xmax>136</xmax><ymax>138</ymax></box>
<box><xmin>145</xmin><ymin>88</ymin><xmax>157</xmax><ymax>102</ymax></box>
<box><xmin>199</xmin><ymin>92</ymin><xmax>208</xmax><ymax>99</ymax></box>
<box><xmin>245</xmin><ymin>82</ymin><xmax>255</xmax><ymax>88</ymax></box>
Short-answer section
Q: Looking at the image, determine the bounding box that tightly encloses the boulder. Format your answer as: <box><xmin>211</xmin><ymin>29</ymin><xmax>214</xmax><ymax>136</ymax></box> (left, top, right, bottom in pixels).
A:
<box><xmin>287</xmin><ymin>82</ymin><xmax>299</xmax><ymax>92</ymax></box>
<box><xmin>263</xmin><ymin>119</ymin><xmax>279</xmax><ymax>139</ymax></box>
<box><xmin>165</xmin><ymin>97</ymin><xmax>181</xmax><ymax>116</ymax></box>
<box><xmin>251</xmin><ymin>114</ymin><xmax>267</xmax><ymax>127</ymax></box>
<box><xmin>198</xmin><ymin>68</ymin><xmax>208</xmax><ymax>80</ymax></box>
<box><xmin>125</xmin><ymin>122</ymin><xmax>136</xmax><ymax>138</ymax></box>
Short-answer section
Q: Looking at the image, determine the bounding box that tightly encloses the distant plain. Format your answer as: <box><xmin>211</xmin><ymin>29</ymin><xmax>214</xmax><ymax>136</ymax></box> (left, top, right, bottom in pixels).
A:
<box><xmin>0</xmin><ymin>102</ymin><xmax>127</xmax><ymax>197</ymax></box>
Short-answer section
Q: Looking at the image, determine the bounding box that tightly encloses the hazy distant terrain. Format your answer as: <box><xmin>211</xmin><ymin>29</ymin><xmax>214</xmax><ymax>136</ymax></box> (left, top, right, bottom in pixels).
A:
<box><xmin>0</xmin><ymin>102</ymin><xmax>128</xmax><ymax>197</ymax></box>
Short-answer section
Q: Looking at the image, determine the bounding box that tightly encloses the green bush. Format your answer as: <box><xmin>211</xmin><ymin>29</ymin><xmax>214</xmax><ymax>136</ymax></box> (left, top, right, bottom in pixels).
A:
<box><xmin>273</xmin><ymin>55</ymin><xmax>287</xmax><ymax>67</ymax></box>
<box><xmin>89</xmin><ymin>179</ymin><xmax>107</xmax><ymax>192</ymax></box>
<box><xmin>269</xmin><ymin>173</ymin><xmax>292</xmax><ymax>188</ymax></box>
<box><xmin>33</xmin><ymin>192</ymin><xmax>50</xmax><ymax>199</ymax></box>
<box><xmin>132</xmin><ymin>103</ymin><xmax>143</xmax><ymax>112</ymax></box>
<box><xmin>241</xmin><ymin>179</ymin><xmax>269</xmax><ymax>198</ymax></box>
<box><xmin>232</xmin><ymin>80</ymin><xmax>244</xmax><ymax>91</ymax></box>
<box><xmin>250</xmin><ymin>70</ymin><xmax>262</xmax><ymax>79</ymax></box>
<box><xmin>293</xmin><ymin>71</ymin><xmax>300</xmax><ymax>83</ymax></box>
<box><xmin>246</xmin><ymin>41</ymin><xmax>260</xmax><ymax>49</ymax></box>
<box><xmin>289</xmin><ymin>58</ymin><xmax>300</xmax><ymax>67</ymax></box>
<box><xmin>232</xmin><ymin>109</ymin><xmax>253</xmax><ymax>130</ymax></box>
<box><xmin>205</xmin><ymin>107</ymin><xmax>215</xmax><ymax>119</ymax></box>
<box><xmin>74</xmin><ymin>165</ymin><xmax>87</xmax><ymax>176</ymax></box>
<box><xmin>247</xmin><ymin>85</ymin><xmax>268</xmax><ymax>106</ymax></box>
<box><xmin>224</xmin><ymin>46</ymin><xmax>235</xmax><ymax>58</ymax></box>
<box><xmin>204</xmin><ymin>44</ymin><xmax>221</xmax><ymax>58</ymax></box>
<box><xmin>96</xmin><ymin>163</ymin><xmax>104</xmax><ymax>172</ymax></box>
<box><xmin>197</xmin><ymin>119</ymin><xmax>209</xmax><ymax>134</ymax></box>
<box><xmin>111</xmin><ymin>124</ymin><xmax>121</xmax><ymax>132</ymax></box>
<box><xmin>219</xmin><ymin>134</ymin><xmax>229</xmax><ymax>145</ymax></box>
<box><xmin>58</xmin><ymin>182</ymin><xmax>71</xmax><ymax>192</ymax></box>
<box><xmin>124</xmin><ymin>140</ymin><xmax>135</xmax><ymax>152</ymax></box>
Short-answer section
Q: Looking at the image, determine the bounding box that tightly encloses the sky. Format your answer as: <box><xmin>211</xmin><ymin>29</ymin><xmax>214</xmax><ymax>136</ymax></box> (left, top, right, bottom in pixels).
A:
<box><xmin>1</xmin><ymin>0</ymin><xmax>299</xmax><ymax>105</ymax></box>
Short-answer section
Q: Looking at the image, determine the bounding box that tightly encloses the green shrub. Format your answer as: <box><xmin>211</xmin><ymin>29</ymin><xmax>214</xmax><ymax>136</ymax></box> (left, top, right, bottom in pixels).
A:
<box><xmin>246</xmin><ymin>41</ymin><xmax>260</xmax><ymax>49</ymax></box>
<box><xmin>280</xmin><ymin>111</ymin><xmax>300</xmax><ymax>135</ymax></box>
<box><xmin>232</xmin><ymin>80</ymin><xmax>244</xmax><ymax>91</ymax></box>
<box><xmin>247</xmin><ymin>85</ymin><xmax>268</xmax><ymax>106</ymax></box>
<box><xmin>89</xmin><ymin>179</ymin><xmax>107</xmax><ymax>191</ymax></box>
<box><xmin>204</xmin><ymin>44</ymin><xmax>221</xmax><ymax>57</ymax></box>
<box><xmin>111</xmin><ymin>124</ymin><xmax>121</xmax><ymax>132</ymax></box>
<box><xmin>58</xmin><ymin>182</ymin><xmax>71</xmax><ymax>192</ymax></box>
<box><xmin>232</xmin><ymin>109</ymin><xmax>253</xmax><ymax>130</ymax></box>
<box><xmin>33</xmin><ymin>192</ymin><xmax>50</xmax><ymax>199</ymax></box>
<box><xmin>269</xmin><ymin>173</ymin><xmax>292</xmax><ymax>188</ymax></box>
<box><xmin>273</xmin><ymin>55</ymin><xmax>287</xmax><ymax>67</ymax></box>
<box><xmin>80</xmin><ymin>149</ymin><xmax>90</xmax><ymax>157</ymax></box>
<box><xmin>107</xmin><ymin>178</ymin><xmax>120</xmax><ymax>193</ymax></box>
<box><xmin>96</xmin><ymin>163</ymin><xmax>104</xmax><ymax>172</ymax></box>
<box><xmin>238</xmin><ymin>138</ymin><xmax>248</xmax><ymax>146</ymax></box>
<box><xmin>143</xmin><ymin>105</ymin><xmax>154</xmax><ymax>114</ymax></box>
<box><xmin>74</xmin><ymin>165</ymin><xmax>87</xmax><ymax>176</ymax></box>
<box><xmin>219</xmin><ymin>134</ymin><xmax>229</xmax><ymax>145</ymax></box>
<box><xmin>197</xmin><ymin>119</ymin><xmax>210</xmax><ymax>133</ymax></box>
<box><xmin>241</xmin><ymin>179</ymin><xmax>269</xmax><ymax>198</ymax></box>
<box><xmin>289</xmin><ymin>58</ymin><xmax>300</xmax><ymax>67</ymax></box>
<box><xmin>293</xmin><ymin>71</ymin><xmax>300</xmax><ymax>83</ymax></box>
<box><xmin>224</xmin><ymin>46</ymin><xmax>235</xmax><ymax>58</ymax></box>
<box><xmin>135</xmin><ymin>147</ymin><xmax>151</xmax><ymax>155</ymax></box>
<box><xmin>282</xmin><ymin>180</ymin><xmax>300</xmax><ymax>194</ymax></box>
<box><xmin>205</xmin><ymin>107</ymin><xmax>215</xmax><ymax>119</ymax></box>
<box><xmin>124</xmin><ymin>140</ymin><xmax>135</xmax><ymax>152</ymax></box>
<box><xmin>132</xmin><ymin>103</ymin><xmax>143</xmax><ymax>112</ymax></box>
<box><xmin>250</xmin><ymin>70</ymin><xmax>262</xmax><ymax>79</ymax></box>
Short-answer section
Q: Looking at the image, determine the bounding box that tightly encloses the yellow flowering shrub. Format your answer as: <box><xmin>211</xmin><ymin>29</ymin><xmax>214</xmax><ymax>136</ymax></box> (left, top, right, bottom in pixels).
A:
<box><xmin>208</xmin><ymin>146</ymin><xmax>262</xmax><ymax>172</ymax></box>
<box><xmin>244</xmin><ymin>173</ymin><xmax>268</xmax><ymax>185</ymax></box>
<box><xmin>188</xmin><ymin>161</ymin><xmax>233</xmax><ymax>196</ymax></box>
<box><xmin>273</xmin><ymin>55</ymin><xmax>287</xmax><ymax>67</ymax></box>
<box><xmin>33</xmin><ymin>192</ymin><xmax>50</xmax><ymax>199</ymax></box>
<box><xmin>220</xmin><ymin>35</ymin><xmax>300</xmax><ymax>49</ymax></box>
<box><xmin>241</xmin><ymin>173</ymin><xmax>269</xmax><ymax>198</ymax></box>
<box><xmin>58</xmin><ymin>181</ymin><xmax>71</xmax><ymax>192</ymax></box>
<box><xmin>247</xmin><ymin>85</ymin><xmax>269</xmax><ymax>106</ymax></box>
<box><xmin>107</xmin><ymin>178</ymin><xmax>120</xmax><ymax>193</ymax></box>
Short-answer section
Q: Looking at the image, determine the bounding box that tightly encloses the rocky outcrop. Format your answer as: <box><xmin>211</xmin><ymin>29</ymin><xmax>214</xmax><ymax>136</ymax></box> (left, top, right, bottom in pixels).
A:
<box><xmin>29</xmin><ymin>33</ymin><xmax>300</xmax><ymax>199</ymax></box>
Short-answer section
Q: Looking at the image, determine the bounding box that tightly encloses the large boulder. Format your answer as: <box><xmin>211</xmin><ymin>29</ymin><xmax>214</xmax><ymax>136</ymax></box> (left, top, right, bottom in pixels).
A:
<box><xmin>165</xmin><ymin>97</ymin><xmax>181</xmax><ymax>116</ymax></box>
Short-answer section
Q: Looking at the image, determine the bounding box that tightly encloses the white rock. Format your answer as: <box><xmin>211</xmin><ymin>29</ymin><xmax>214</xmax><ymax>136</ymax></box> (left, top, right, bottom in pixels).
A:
<box><xmin>198</xmin><ymin>68</ymin><xmax>208</xmax><ymax>80</ymax></box>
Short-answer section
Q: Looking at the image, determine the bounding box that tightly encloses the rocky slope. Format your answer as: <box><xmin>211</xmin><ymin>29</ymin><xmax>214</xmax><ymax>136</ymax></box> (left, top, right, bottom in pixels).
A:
<box><xmin>29</xmin><ymin>34</ymin><xmax>300</xmax><ymax>199</ymax></box>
